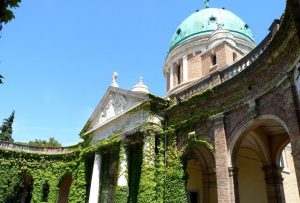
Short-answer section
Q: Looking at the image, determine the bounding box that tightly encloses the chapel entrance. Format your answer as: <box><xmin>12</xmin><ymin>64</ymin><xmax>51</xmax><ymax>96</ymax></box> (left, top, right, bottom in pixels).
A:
<box><xmin>185</xmin><ymin>146</ymin><xmax>217</xmax><ymax>203</ymax></box>
<box><xmin>232</xmin><ymin>117</ymin><xmax>300</xmax><ymax>203</ymax></box>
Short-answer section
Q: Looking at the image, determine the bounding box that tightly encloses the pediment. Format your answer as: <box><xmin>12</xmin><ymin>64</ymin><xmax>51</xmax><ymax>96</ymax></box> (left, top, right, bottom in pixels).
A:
<box><xmin>85</xmin><ymin>86</ymin><xmax>149</xmax><ymax>133</ymax></box>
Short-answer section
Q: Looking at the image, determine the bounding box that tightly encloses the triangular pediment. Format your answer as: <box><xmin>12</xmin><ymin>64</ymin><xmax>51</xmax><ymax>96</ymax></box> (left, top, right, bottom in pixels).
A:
<box><xmin>84</xmin><ymin>86</ymin><xmax>149</xmax><ymax>134</ymax></box>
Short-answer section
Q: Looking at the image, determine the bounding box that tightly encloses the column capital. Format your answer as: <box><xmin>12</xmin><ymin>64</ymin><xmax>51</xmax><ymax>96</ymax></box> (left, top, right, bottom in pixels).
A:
<box><xmin>228</xmin><ymin>167</ymin><xmax>239</xmax><ymax>177</ymax></box>
<box><xmin>209</xmin><ymin>113</ymin><xmax>225</xmax><ymax>126</ymax></box>
<box><xmin>263</xmin><ymin>165</ymin><xmax>284</xmax><ymax>184</ymax></box>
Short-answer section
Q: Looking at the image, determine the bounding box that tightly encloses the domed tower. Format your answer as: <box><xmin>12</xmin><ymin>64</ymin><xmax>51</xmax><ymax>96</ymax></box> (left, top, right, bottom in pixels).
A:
<box><xmin>164</xmin><ymin>5</ymin><xmax>256</xmax><ymax>96</ymax></box>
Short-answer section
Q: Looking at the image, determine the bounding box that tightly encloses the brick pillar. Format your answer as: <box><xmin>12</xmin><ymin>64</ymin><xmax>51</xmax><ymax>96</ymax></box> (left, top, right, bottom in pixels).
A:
<box><xmin>211</xmin><ymin>114</ymin><xmax>234</xmax><ymax>203</ymax></box>
<box><xmin>229</xmin><ymin>167</ymin><xmax>240</xmax><ymax>203</ymax></box>
<box><xmin>263</xmin><ymin>165</ymin><xmax>286</xmax><ymax>203</ymax></box>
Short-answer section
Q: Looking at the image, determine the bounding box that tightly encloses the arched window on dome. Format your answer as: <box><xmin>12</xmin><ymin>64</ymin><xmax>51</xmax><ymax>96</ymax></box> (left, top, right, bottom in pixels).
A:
<box><xmin>233</xmin><ymin>52</ymin><xmax>237</xmax><ymax>62</ymax></box>
<box><xmin>177</xmin><ymin>64</ymin><xmax>182</xmax><ymax>85</ymax></box>
<box><xmin>211</xmin><ymin>54</ymin><xmax>217</xmax><ymax>66</ymax></box>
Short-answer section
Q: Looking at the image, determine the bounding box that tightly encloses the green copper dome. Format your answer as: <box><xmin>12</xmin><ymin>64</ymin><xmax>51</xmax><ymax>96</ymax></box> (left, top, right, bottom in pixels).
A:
<box><xmin>169</xmin><ymin>8</ymin><xmax>255</xmax><ymax>52</ymax></box>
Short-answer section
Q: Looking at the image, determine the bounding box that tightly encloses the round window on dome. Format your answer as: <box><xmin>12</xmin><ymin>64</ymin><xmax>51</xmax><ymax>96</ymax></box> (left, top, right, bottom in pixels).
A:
<box><xmin>176</xmin><ymin>28</ymin><xmax>182</xmax><ymax>35</ymax></box>
<box><xmin>209</xmin><ymin>16</ymin><xmax>217</xmax><ymax>23</ymax></box>
<box><xmin>244</xmin><ymin>24</ymin><xmax>249</xmax><ymax>29</ymax></box>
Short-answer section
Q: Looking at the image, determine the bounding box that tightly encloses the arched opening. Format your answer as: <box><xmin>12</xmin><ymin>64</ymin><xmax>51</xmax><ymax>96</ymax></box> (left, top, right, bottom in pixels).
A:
<box><xmin>232</xmin><ymin>116</ymin><xmax>300</xmax><ymax>203</ymax></box>
<box><xmin>184</xmin><ymin>145</ymin><xmax>217</xmax><ymax>203</ymax></box>
<box><xmin>236</xmin><ymin>147</ymin><xmax>268</xmax><ymax>203</ymax></box>
<box><xmin>20</xmin><ymin>173</ymin><xmax>33</xmax><ymax>203</ymax></box>
<box><xmin>279</xmin><ymin>143</ymin><xmax>300</xmax><ymax>203</ymax></box>
<box><xmin>233</xmin><ymin>52</ymin><xmax>237</xmax><ymax>62</ymax></box>
<box><xmin>177</xmin><ymin>64</ymin><xmax>182</xmax><ymax>85</ymax></box>
<box><xmin>58</xmin><ymin>174</ymin><xmax>73</xmax><ymax>203</ymax></box>
<box><xmin>41</xmin><ymin>181</ymin><xmax>50</xmax><ymax>202</ymax></box>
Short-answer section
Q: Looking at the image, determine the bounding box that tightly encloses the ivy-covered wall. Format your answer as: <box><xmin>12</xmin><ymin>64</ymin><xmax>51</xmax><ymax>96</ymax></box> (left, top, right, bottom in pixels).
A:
<box><xmin>0</xmin><ymin>149</ymin><xmax>88</xmax><ymax>203</ymax></box>
<box><xmin>0</xmin><ymin>120</ymin><xmax>215</xmax><ymax>203</ymax></box>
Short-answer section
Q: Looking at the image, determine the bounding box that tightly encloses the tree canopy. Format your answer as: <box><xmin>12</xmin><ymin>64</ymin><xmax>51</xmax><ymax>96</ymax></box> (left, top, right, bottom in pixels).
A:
<box><xmin>0</xmin><ymin>111</ymin><xmax>15</xmax><ymax>142</ymax></box>
<box><xmin>0</xmin><ymin>0</ymin><xmax>21</xmax><ymax>83</ymax></box>
<box><xmin>0</xmin><ymin>0</ymin><xmax>21</xmax><ymax>25</ymax></box>
<box><xmin>28</xmin><ymin>137</ymin><xmax>62</xmax><ymax>147</ymax></box>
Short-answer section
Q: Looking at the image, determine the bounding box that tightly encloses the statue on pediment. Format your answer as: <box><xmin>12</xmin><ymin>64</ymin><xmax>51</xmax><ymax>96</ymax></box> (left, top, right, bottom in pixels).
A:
<box><xmin>98</xmin><ymin>93</ymin><xmax>128</xmax><ymax>124</ymax></box>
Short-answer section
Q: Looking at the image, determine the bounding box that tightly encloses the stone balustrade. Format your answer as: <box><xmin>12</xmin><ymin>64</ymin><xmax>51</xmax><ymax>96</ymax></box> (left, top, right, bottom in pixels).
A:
<box><xmin>220</xmin><ymin>32</ymin><xmax>272</xmax><ymax>82</ymax></box>
<box><xmin>0</xmin><ymin>141</ymin><xmax>79</xmax><ymax>154</ymax></box>
<box><xmin>170</xmin><ymin>26</ymin><xmax>276</xmax><ymax>102</ymax></box>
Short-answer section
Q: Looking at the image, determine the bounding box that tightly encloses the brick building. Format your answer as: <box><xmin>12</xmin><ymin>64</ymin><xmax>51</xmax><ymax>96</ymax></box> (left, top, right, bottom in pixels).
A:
<box><xmin>1</xmin><ymin>1</ymin><xmax>300</xmax><ymax>203</ymax></box>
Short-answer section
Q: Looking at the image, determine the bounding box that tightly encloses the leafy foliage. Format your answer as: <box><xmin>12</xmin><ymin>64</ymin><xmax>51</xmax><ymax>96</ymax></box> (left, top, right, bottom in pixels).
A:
<box><xmin>137</xmin><ymin>133</ymin><xmax>157</xmax><ymax>203</ymax></box>
<box><xmin>0</xmin><ymin>75</ymin><xmax>3</xmax><ymax>84</ymax></box>
<box><xmin>0</xmin><ymin>0</ymin><xmax>21</xmax><ymax>25</ymax></box>
<box><xmin>164</xmin><ymin>129</ymin><xmax>188</xmax><ymax>203</ymax></box>
<box><xmin>0</xmin><ymin>149</ymin><xmax>87</xmax><ymax>203</ymax></box>
<box><xmin>0</xmin><ymin>111</ymin><xmax>15</xmax><ymax>142</ymax></box>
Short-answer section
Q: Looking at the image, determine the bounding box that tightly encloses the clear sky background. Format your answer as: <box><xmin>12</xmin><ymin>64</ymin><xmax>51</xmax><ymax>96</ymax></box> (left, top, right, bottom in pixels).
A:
<box><xmin>0</xmin><ymin>0</ymin><xmax>285</xmax><ymax>146</ymax></box>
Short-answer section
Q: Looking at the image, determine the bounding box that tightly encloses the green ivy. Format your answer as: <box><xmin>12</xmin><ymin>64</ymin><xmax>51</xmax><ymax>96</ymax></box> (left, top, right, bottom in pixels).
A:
<box><xmin>0</xmin><ymin>149</ymin><xmax>87</xmax><ymax>203</ymax></box>
<box><xmin>163</xmin><ymin>129</ymin><xmax>188</xmax><ymax>203</ymax></box>
<box><xmin>137</xmin><ymin>132</ymin><xmax>157</xmax><ymax>203</ymax></box>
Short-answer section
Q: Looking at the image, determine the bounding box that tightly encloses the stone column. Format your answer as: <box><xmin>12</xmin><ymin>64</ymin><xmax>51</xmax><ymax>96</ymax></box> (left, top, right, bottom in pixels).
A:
<box><xmin>228</xmin><ymin>167</ymin><xmax>240</xmax><ymax>203</ymax></box>
<box><xmin>89</xmin><ymin>154</ymin><xmax>102</xmax><ymax>203</ymax></box>
<box><xmin>263</xmin><ymin>165</ymin><xmax>286</xmax><ymax>203</ymax></box>
<box><xmin>137</xmin><ymin>134</ymin><xmax>157</xmax><ymax>202</ymax></box>
<box><xmin>117</xmin><ymin>153</ymin><xmax>128</xmax><ymax>187</ymax></box>
<box><xmin>114</xmin><ymin>144</ymin><xmax>129</xmax><ymax>202</ymax></box>
<box><xmin>183</xmin><ymin>55</ymin><xmax>188</xmax><ymax>82</ymax></box>
<box><xmin>211</xmin><ymin>114</ymin><xmax>234</xmax><ymax>203</ymax></box>
<box><xmin>170</xmin><ymin>66</ymin><xmax>174</xmax><ymax>89</ymax></box>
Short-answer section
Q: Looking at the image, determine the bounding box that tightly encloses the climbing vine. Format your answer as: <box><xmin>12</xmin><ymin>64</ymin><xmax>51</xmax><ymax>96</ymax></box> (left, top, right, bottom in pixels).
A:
<box><xmin>163</xmin><ymin>128</ymin><xmax>188</xmax><ymax>203</ymax></box>
<box><xmin>0</xmin><ymin>149</ymin><xmax>88</xmax><ymax>203</ymax></box>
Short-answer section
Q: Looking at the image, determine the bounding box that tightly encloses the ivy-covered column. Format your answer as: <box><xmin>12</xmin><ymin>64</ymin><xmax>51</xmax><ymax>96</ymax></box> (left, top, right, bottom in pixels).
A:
<box><xmin>99</xmin><ymin>150</ymin><xmax>119</xmax><ymax>203</ymax></box>
<box><xmin>164</xmin><ymin>129</ymin><xmax>188</xmax><ymax>203</ymax></box>
<box><xmin>68</xmin><ymin>157</ymin><xmax>89</xmax><ymax>203</ymax></box>
<box><xmin>137</xmin><ymin>131</ymin><xmax>157</xmax><ymax>203</ymax></box>
<box><xmin>114</xmin><ymin>143</ymin><xmax>129</xmax><ymax>203</ymax></box>
<box><xmin>89</xmin><ymin>153</ymin><xmax>102</xmax><ymax>203</ymax></box>
<box><xmin>211</xmin><ymin>114</ymin><xmax>234</xmax><ymax>203</ymax></box>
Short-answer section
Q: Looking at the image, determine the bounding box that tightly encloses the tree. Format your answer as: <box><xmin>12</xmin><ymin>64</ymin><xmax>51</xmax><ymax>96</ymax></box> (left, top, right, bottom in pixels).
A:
<box><xmin>0</xmin><ymin>0</ymin><xmax>21</xmax><ymax>26</ymax></box>
<box><xmin>0</xmin><ymin>0</ymin><xmax>21</xmax><ymax>83</ymax></box>
<box><xmin>28</xmin><ymin>137</ymin><xmax>62</xmax><ymax>147</ymax></box>
<box><xmin>0</xmin><ymin>111</ymin><xmax>15</xmax><ymax>142</ymax></box>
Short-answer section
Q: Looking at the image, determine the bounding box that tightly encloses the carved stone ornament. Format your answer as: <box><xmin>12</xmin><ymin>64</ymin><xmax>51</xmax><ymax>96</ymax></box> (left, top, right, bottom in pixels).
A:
<box><xmin>98</xmin><ymin>93</ymin><xmax>127</xmax><ymax>124</ymax></box>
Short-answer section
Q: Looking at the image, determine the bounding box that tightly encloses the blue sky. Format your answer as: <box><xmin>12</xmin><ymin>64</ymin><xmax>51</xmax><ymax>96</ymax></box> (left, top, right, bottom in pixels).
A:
<box><xmin>0</xmin><ymin>0</ymin><xmax>285</xmax><ymax>146</ymax></box>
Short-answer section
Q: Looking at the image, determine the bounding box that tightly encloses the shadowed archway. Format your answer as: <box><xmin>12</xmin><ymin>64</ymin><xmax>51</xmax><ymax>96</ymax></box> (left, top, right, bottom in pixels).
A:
<box><xmin>58</xmin><ymin>174</ymin><xmax>73</xmax><ymax>203</ymax></box>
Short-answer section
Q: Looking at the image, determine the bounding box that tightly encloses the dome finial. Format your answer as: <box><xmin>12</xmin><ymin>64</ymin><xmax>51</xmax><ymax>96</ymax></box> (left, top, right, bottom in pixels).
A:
<box><xmin>131</xmin><ymin>76</ymin><xmax>150</xmax><ymax>94</ymax></box>
<box><xmin>111</xmin><ymin>72</ymin><xmax>119</xmax><ymax>87</ymax></box>
<box><xmin>204</xmin><ymin>0</ymin><xmax>210</xmax><ymax>8</ymax></box>
<box><xmin>139</xmin><ymin>76</ymin><xmax>144</xmax><ymax>84</ymax></box>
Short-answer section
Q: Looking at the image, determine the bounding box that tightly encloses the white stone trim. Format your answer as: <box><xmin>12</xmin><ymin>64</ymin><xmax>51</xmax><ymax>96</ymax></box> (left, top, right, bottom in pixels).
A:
<box><xmin>183</xmin><ymin>55</ymin><xmax>188</xmax><ymax>82</ymax></box>
<box><xmin>170</xmin><ymin>66</ymin><xmax>174</xmax><ymax>89</ymax></box>
<box><xmin>89</xmin><ymin>154</ymin><xmax>102</xmax><ymax>203</ymax></box>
